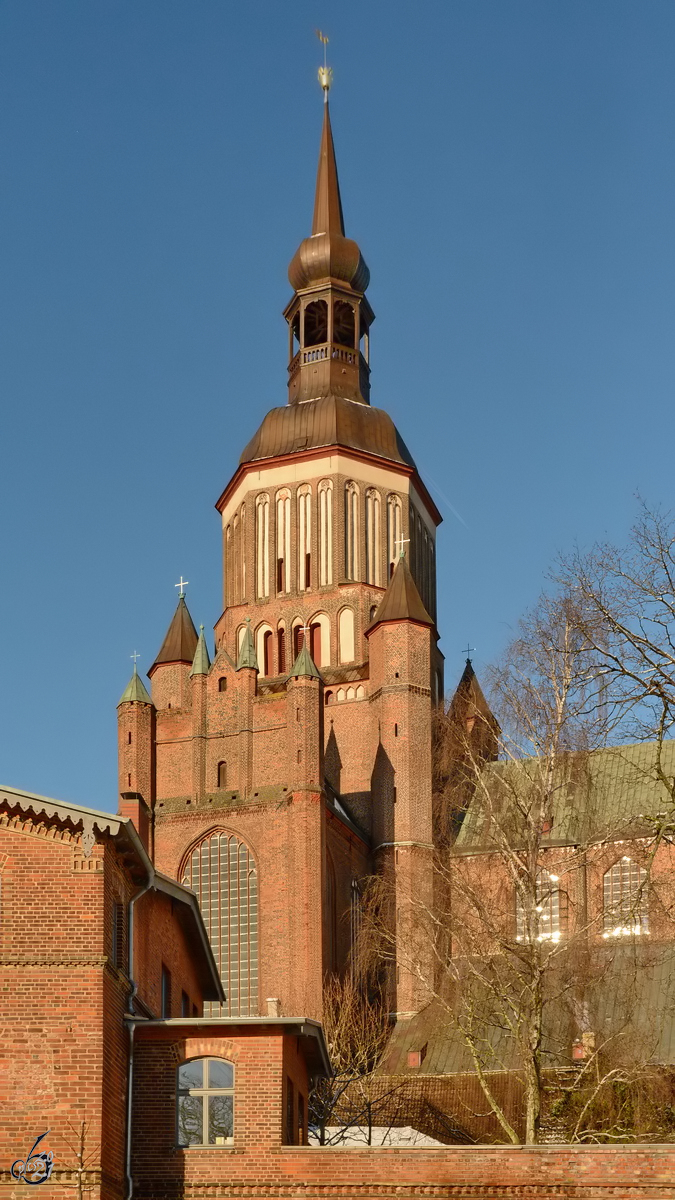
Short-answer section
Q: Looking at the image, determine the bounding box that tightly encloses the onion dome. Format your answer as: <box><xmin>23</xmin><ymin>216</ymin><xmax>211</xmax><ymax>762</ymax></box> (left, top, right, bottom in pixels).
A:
<box><xmin>288</xmin><ymin>102</ymin><xmax>369</xmax><ymax>294</ymax></box>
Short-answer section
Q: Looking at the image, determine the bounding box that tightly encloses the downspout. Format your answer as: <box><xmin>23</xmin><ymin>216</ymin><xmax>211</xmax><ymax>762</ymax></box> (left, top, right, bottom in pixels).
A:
<box><xmin>124</xmin><ymin>867</ymin><xmax>154</xmax><ymax>1200</ymax></box>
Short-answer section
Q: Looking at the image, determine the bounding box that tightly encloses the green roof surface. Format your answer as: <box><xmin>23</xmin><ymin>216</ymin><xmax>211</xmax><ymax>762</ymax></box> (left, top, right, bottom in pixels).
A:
<box><xmin>455</xmin><ymin>740</ymin><xmax>675</xmax><ymax>851</ymax></box>
<box><xmin>190</xmin><ymin>625</ymin><xmax>211</xmax><ymax>677</ymax></box>
<box><xmin>118</xmin><ymin>665</ymin><xmax>153</xmax><ymax>706</ymax></box>
<box><xmin>288</xmin><ymin>642</ymin><xmax>322</xmax><ymax>680</ymax></box>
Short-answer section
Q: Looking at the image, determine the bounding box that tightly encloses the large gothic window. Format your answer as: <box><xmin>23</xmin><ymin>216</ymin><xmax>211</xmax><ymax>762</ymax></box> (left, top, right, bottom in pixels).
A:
<box><xmin>276</xmin><ymin>489</ymin><xmax>291</xmax><ymax>594</ymax></box>
<box><xmin>344</xmin><ymin>482</ymin><xmax>360</xmax><ymax>581</ymax></box>
<box><xmin>181</xmin><ymin>831</ymin><xmax>259</xmax><ymax>1016</ymax></box>
<box><xmin>515</xmin><ymin>869</ymin><xmax>562</xmax><ymax>943</ymax></box>
<box><xmin>365</xmin><ymin>489</ymin><xmax>381</xmax><ymax>586</ymax></box>
<box><xmin>298</xmin><ymin>486</ymin><xmax>312</xmax><ymax>591</ymax></box>
<box><xmin>387</xmin><ymin>494</ymin><xmax>402</xmax><ymax>579</ymax></box>
<box><xmin>603</xmin><ymin>857</ymin><xmax>649</xmax><ymax>937</ymax></box>
<box><xmin>255</xmin><ymin>494</ymin><xmax>269</xmax><ymax>599</ymax></box>
<box><xmin>318</xmin><ymin>480</ymin><xmax>333</xmax><ymax>586</ymax></box>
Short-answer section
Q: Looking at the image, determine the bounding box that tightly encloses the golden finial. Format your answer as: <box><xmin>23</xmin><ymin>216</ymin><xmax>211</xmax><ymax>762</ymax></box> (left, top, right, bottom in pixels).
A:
<box><xmin>316</xmin><ymin>30</ymin><xmax>332</xmax><ymax>99</ymax></box>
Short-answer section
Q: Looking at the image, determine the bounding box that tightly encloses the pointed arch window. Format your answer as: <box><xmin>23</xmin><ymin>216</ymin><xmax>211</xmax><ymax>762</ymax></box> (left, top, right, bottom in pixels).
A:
<box><xmin>338</xmin><ymin>607</ymin><xmax>355</xmax><ymax>664</ymax></box>
<box><xmin>298</xmin><ymin>486</ymin><xmax>312</xmax><ymax>591</ymax></box>
<box><xmin>255</xmin><ymin>494</ymin><xmax>269</xmax><ymax>600</ymax></box>
<box><xmin>345</xmin><ymin>483</ymin><xmax>360</xmax><ymax>581</ymax></box>
<box><xmin>256</xmin><ymin>624</ymin><xmax>273</xmax><ymax>677</ymax></box>
<box><xmin>515</xmin><ymin>869</ymin><xmax>562</xmax><ymax>943</ymax></box>
<box><xmin>365</xmin><ymin>489</ymin><xmax>381</xmax><ymax>586</ymax></box>
<box><xmin>182</xmin><ymin>831</ymin><xmax>259</xmax><ymax>1017</ymax></box>
<box><xmin>277</xmin><ymin>623</ymin><xmax>287</xmax><ymax>674</ymax></box>
<box><xmin>387</xmin><ymin>495</ymin><xmax>402</xmax><ymax>579</ymax></box>
<box><xmin>318</xmin><ymin>480</ymin><xmax>333</xmax><ymax>586</ymax></box>
<box><xmin>276</xmin><ymin>489</ymin><xmax>291</xmax><ymax>594</ymax></box>
<box><xmin>217</xmin><ymin>762</ymin><xmax>227</xmax><ymax>788</ymax></box>
<box><xmin>603</xmin><ymin>857</ymin><xmax>649</xmax><ymax>937</ymax></box>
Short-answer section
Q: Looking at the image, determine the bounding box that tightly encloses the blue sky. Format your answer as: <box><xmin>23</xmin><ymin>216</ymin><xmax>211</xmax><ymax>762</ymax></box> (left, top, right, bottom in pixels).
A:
<box><xmin>1</xmin><ymin>1</ymin><xmax>674</xmax><ymax>809</ymax></box>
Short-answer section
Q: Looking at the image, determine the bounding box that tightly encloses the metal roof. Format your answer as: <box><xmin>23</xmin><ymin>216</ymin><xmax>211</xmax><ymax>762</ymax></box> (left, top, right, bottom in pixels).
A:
<box><xmin>239</xmin><ymin>394</ymin><xmax>416</xmax><ymax>468</ymax></box>
<box><xmin>366</xmin><ymin>554</ymin><xmax>433</xmax><ymax>632</ymax></box>
<box><xmin>118</xmin><ymin>665</ymin><xmax>153</xmax><ymax>706</ymax></box>
<box><xmin>150</xmin><ymin>595</ymin><xmax>199</xmax><ymax>673</ymax></box>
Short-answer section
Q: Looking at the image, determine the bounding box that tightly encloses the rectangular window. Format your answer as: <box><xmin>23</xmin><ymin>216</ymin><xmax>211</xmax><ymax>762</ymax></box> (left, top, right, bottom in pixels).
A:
<box><xmin>112</xmin><ymin>901</ymin><xmax>125</xmax><ymax>969</ymax></box>
<box><xmin>286</xmin><ymin>1078</ymin><xmax>295</xmax><ymax>1144</ymax></box>
<box><xmin>161</xmin><ymin>964</ymin><xmax>172</xmax><ymax>1018</ymax></box>
<box><xmin>181</xmin><ymin>990</ymin><xmax>190</xmax><ymax>1017</ymax></box>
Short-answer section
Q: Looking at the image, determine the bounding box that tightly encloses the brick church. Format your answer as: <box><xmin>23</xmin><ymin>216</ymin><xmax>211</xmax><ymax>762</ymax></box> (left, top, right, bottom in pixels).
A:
<box><xmin>116</xmin><ymin>85</ymin><xmax>444</xmax><ymax>1025</ymax></box>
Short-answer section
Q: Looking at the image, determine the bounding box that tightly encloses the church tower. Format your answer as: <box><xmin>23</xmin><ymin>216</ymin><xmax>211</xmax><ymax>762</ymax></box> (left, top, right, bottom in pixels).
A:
<box><xmin>118</xmin><ymin>76</ymin><xmax>444</xmax><ymax>1021</ymax></box>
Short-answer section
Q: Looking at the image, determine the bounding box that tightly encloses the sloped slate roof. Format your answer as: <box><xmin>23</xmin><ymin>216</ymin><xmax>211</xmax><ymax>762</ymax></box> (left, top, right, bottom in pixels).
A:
<box><xmin>367</xmin><ymin>554</ymin><xmax>433</xmax><ymax>632</ymax></box>
<box><xmin>190</xmin><ymin>626</ymin><xmax>211</xmax><ymax>677</ymax></box>
<box><xmin>455</xmin><ymin>740</ymin><xmax>675</xmax><ymax>851</ymax></box>
<box><xmin>288</xmin><ymin>642</ymin><xmax>322</xmax><ymax>680</ymax></box>
<box><xmin>383</xmin><ymin>945</ymin><xmax>675</xmax><ymax>1076</ymax></box>
<box><xmin>239</xmin><ymin>395</ymin><xmax>416</xmax><ymax>468</ymax></box>
<box><xmin>150</xmin><ymin>596</ymin><xmax>199</xmax><ymax>672</ymax></box>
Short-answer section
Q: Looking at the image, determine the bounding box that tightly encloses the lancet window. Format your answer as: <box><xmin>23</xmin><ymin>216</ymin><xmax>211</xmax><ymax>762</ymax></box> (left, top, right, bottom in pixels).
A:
<box><xmin>338</xmin><ymin>607</ymin><xmax>355</xmax><ymax>664</ymax></box>
<box><xmin>318</xmin><ymin>480</ymin><xmax>333</xmax><ymax>586</ymax></box>
<box><xmin>181</xmin><ymin>831</ymin><xmax>259</xmax><ymax>1017</ymax></box>
<box><xmin>298</xmin><ymin>486</ymin><xmax>312</xmax><ymax>591</ymax></box>
<box><xmin>365</xmin><ymin>489</ymin><xmax>381</xmax><ymax>586</ymax></box>
<box><xmin>344</xmin><ymin>482</ymin><xmax>360</xmax><ymax>581</ymax></box>
<box><xmin>276</xmin><ymin>489</ymin><xmax>291</xmax><ymax>594</ymax></box>
<box><xmin>255</xmin><ymin>494</ymin><xmax>269</xmax><ymax>600</ymax></box>
<box><xmin>387</xmin><ymin>494</ymin><xmax>402</xmax><ymax>578</ymax></box>
<box><xmin>277</xmin><ymin>623</ymin><xmax>286</xmax><ymax>674</ymax></box>
<box><xmin>516</xmin><ymin>869</ymin><xmax>562</xmax><ymax>943</ymax></box>
<box><xmin>603</xmin><ymin>857</ymin><xmax>649</xmax><ymax>937</ymax></box>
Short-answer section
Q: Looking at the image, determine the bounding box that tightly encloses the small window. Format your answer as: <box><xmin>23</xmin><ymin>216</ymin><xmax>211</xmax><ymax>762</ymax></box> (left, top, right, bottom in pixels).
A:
<box><xmin>218</xmin><ymin>677</ymin><xmax>227</xmax><ymax>693</ymax></box>
<box><xmin>298</xmin><ymin>1093</ymin><xmax>306</xmax><ymax>1145</ymax></box>
<box><xmin>217</xmin><ymin>761</ymin><xmax>227</xmax><ymax>789</ymax></box>
<box><xmin>177</xmin><ymin>1058</ymin><xmax>234</xmax><ymax>1146</ymax></box>
<box><xmin>286</xmin><ymin>1078</ymin><xmax>295</xmax><ymax>1144</ymax></box>
<box><xmin>161</xmin><ymin>965</ymin><xmax>172</xmax><ymax>1018</ymax></box>
<box><xmin>112</xmin><ymin>901</ymin><xmax>125</xmax><ymax>969</ymax></box>
<box><xmin>127</xmin><ymin>731</ymin><xmax>132</xmax><ymax>745</ymax></box>
<box><xmin>181</xmin><ymin>990</ymin><xmax>190</xmax><ymax>1017</ymax></box>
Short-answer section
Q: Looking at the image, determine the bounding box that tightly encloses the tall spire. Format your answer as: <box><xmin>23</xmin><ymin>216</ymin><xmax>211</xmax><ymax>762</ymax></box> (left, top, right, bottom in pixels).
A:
<box><xmin>311</xmin><ymin>102</ymin><xmax>345</xmax><ymax>238</ymax></box>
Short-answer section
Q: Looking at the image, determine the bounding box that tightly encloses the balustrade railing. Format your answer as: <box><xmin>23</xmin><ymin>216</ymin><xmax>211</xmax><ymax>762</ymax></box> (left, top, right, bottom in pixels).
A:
<box><xmin>288</xmin><ymin>342</ymin><xmax>362</xmax><ymax>374</ymax></box>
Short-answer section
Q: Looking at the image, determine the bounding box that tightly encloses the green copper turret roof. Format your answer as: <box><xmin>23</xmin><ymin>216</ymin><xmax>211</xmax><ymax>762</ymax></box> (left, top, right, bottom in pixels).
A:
<box><xmin>118</xmin><ymin>665</ymin><xmax>154</xmax><ymax>707</ymax></box>
<box><xmin>190</xmin><ymin>625</ymin><xmax>211</xmax><ymax>677</ymax></box>
<box><xmin>288</xmin><ymin>641</ymin><xmax>322</xmax><ymax>680</ymax></box>
<box><xmin>236</xmin><ymin>620</ymin><xmax>258</xmax><ymax>671</ymax></box>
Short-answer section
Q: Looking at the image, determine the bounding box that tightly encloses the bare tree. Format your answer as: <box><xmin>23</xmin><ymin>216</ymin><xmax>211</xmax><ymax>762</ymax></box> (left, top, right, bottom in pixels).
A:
<box><xmin>310</xmin><ymin>974</ymin><xmax>407</xmax><ymax>1145</ymax></box>
<box><xmin>362</xmin><ymin>586</ymin><xmax>675</xmax><ymax>1144</ymax></box>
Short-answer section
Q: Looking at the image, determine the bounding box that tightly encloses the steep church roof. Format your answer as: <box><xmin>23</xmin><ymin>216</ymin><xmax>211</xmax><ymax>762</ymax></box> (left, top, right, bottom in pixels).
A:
<box><xmin>447</xmin><ymin>659</ymin><xmax>495</xmax><ymax>728</ymax></box>
<box><xmin>150</xmin><ymin>595</ymin><xmax>199</xmax><ymax>673</ymax></box>
<box><xmin>190</xmin><ymin>625</ymin><xmax>211</xmax><ymax>677</ymax></box>
<box><xmin>288</xmin><ymin>642</ymin><xmax>322</xmax><ymax>681</ymax></box>
<box><xmin>118</xmin><ymin>664</ymin><xmax>153</xmax><ymax>706</ymax></box>
<box><xmin>366</xmin><ymin>555</ymin><xmax>433</xmax><ymax>632</ymax></box>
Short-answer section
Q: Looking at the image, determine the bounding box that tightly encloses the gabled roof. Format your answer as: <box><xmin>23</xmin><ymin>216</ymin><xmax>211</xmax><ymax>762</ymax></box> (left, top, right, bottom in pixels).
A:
<box><xmin>190</xmin><ymin>625</ymin><xmax>211</xmax><ymax>677</ymax></box>
<box><xmin>455</xmin><ymin>739</ymin><xmax>675</xmax><ymax>851</ymax></box>
<box><xmin>447</xmin><ymin>659</ymin><xmax>494</xmax><ymax>726</ymax></box>
<box><xmin>366</xmin><ymin>555</ymin><xmax>433</xmax><ymax>633</ymax></box>
<box><xmin>118</xmin><ymin>665</ymin><xmax>154</xmax><ymax>706</ymax></box>
<box><xmin>150</xmin><ymin>596</ymin><xmax>199</xmax><ymax>674</ymax></box>
<box><xmin>288</xmin><ymin>642</ymin><xmax>322</xmax><ymax>681</ymax></box>
<box><xmin>0</xmin><ymin>784</ymin><xmax>223</xmax><ymax>1001</ymax></box>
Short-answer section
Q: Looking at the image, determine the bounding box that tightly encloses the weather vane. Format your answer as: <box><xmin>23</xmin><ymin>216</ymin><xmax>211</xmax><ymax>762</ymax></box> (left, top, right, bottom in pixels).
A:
<box><xmin>316</xmin><ymin>30</ymin><xmax>332</xmax><ymax>98</ymax></box>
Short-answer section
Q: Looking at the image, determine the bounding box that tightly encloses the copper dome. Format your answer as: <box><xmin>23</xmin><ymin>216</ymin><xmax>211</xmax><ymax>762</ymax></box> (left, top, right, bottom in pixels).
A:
<box><xmin>239</xmin><ymin>394</ymin><xmax>416</xmax><ymax>469</ymax></box>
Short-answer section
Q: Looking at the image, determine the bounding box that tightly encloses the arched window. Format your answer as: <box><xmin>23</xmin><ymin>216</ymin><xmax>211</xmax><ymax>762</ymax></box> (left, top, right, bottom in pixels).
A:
<box><xmin>225</xmin><ymin>524</ymin><xmax>232</xmax><ymax>604</ymax></box>
<box><xmin>292</xmin><ymin>620</ymin><xmax>304</xmax><ymax>660</ymax></box>
<box><xmin>276</xmin><ymin>488</ymin><xmax>291</xmax><ymax>594</ymax></box>
<box><xmin>309</xmin><ymin>612</ymin><xmax>330</xmax><ymax>668</ymax></box>
<box><xmin>236</xmin><ymin>625</ymin><xmax>246</xmax><ymax>657</ymax></box>
<box><xmin>230</xmin><ymin>506</ymin><xmax>245</xmax><ymax>604</ymax></box>
<box><xmin>345</xmin><ymin>483</ymin><xmax>360</xmax><ymax>581</ymax></box>
<box><xmin>217</xmin><ymin>761</ymin><xmax>227</xmax><ymax>788</ymax></box>
<box><xmin>603</xmin><ymin>857</ymin><xmax>649</xmax><ymax>937</ymax></box>
<box><xmin>181</xmin><ymin>831</ymin><xmax>258</xmax><ymax>1016</ymax></box>
<box><xmin>334</xmin><ymin>300</ymin><xmax>356</xmax><ymax>348</ymax></box>
<box><xmin>365</xmin><ymin>489</ymin><xmax>381</xmax><ymax>586</ymax></box>
<box><xmin>318</xmin><ymin>480</ymin><xmax>333</xmax><ymax>586</ymax></box>
<box><xmin>177</xmin><ymin>1058</ymin><xmax>234</xmax><ymax>1146</ymax></box>
<box><xmin>256</xmin><ymin>624</ymin><xmax>273</xmax><ymax>676</ymax></box>
<box><xmin>298</xmin><ymin>486</ymin><xmax>312</xmax><ymax>591</ymax></box>
<box><xmin>338</xmin><ymin>608</ymin><xmax>355</xmax><ymax>664</ymax></box>
<box><xmin>218</xmin><ymin>677</ymin><xmax>227</xmax><ymax>693</ymax></box>
<box><xmin>304</xmin><ymin>299</ymin><xmax>328</xmax><ymax>348</ymax></box>
<box><xmin>516</xmin><ymin>869</ymin><xmax>562</xmax><ymax>943</ymax></box>
<box><xmin>387</xmin><ymin>494</ymin><xmax>402</xmax><ymax>578</ymax></box>
<box><xmin>277</xmin><ymin>623</ymin><xmax>286</xmax><ymax>674</ymax></box>
<box><xmin>254</xmin><ymin>494</ymin><xmax>267</xmax><ymax>597</ymax></box>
